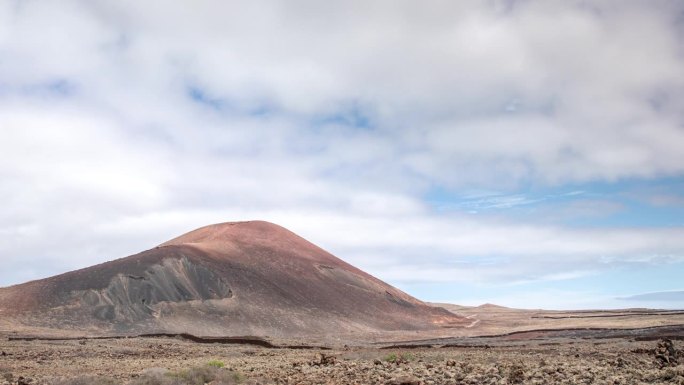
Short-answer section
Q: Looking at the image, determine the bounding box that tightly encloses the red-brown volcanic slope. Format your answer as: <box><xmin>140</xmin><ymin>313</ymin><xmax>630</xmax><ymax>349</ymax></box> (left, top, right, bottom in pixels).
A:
<box><xmin>0</xmin><ymin>221</ymin><xmax>465</xmax><ymax>338</ymax></box>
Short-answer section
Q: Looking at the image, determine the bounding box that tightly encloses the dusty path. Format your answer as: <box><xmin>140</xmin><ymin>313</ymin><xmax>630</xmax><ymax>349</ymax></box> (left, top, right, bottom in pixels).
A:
<box><xmin>464</xmin><ymin>314</ymin><xmax>480</xmax><ymax>328</ymax></box>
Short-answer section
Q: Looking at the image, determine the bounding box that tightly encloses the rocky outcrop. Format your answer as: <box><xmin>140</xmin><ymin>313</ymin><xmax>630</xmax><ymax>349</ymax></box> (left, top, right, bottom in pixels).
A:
<box><xmin>655</xmin><ymin>339</ymin><xmax>678</xmax><ymax>368</ymax></box>
<box><xmin>80</xmin><ymin>257</ymin><xmax>233</xmax><ymax>323</ymax></box>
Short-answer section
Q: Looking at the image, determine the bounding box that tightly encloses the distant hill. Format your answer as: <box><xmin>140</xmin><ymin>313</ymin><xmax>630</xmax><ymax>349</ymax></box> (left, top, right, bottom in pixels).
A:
<box><xmin>0</xmin><ymin>221</ymin><xmax>466</xmax><ymax>338</ymax></box>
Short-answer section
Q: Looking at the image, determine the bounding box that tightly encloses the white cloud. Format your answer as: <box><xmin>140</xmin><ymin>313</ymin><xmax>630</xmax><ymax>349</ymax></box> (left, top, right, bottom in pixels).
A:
<box><xmin>3</xmin><ymin>1</ymin><xmax>683</xmax><ymax>186</ymax></box>
<box><xmin>280</xmin><ymin>212</ymin><xmax>684</xmax><ymax>284</ymax></box>
<box><xmin>0</xmin><ymin>0</ymin><xmax>683</xmax><ymax>310</ymax></box>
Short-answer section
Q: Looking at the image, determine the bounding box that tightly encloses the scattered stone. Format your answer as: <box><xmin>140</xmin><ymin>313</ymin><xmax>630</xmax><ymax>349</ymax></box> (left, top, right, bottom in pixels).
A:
<box><xmin>655</xmin><ymin>339</ymin><xmax>678</xmax><ymax>368</ymax></box>
<box><xmin>1</xmin><ymin>333</ymin><xmax>681</xmax><ymax>385</ymax></box>
<box><xmin>311</xmin><ymin>353</ymin><xmax>336</xmax><ymax>366</ymax></box>
<box><xmin>508</xmin><ymin>364</ymin><xmax>525</xmax><ymax>384</ymax></box>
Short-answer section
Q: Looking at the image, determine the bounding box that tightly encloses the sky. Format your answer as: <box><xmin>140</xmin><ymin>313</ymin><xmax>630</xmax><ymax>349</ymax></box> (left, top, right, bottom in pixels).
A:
<box><xmin>1</xmin><ymin>0</ymin><xmax>684</xmax><ymax>310</ymax></box>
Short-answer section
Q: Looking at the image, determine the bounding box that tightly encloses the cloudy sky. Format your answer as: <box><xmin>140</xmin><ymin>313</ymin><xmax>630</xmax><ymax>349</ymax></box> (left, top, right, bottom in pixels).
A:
<box><xmin>2</xmin><ymin>0</ymin><xmax>684</xmax><ymax>309</ymax></box>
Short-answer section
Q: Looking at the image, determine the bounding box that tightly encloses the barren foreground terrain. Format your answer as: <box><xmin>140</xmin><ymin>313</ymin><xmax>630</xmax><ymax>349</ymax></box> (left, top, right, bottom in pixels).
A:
<box><xmin>0</xmin><ymin>333</ymin><xmax>682</xmax><ymax>385</ymax></box>
<box><xmin>1</xmin><ymin>306</ymin><xmax>683</xmax><ymax>385</ymax></box>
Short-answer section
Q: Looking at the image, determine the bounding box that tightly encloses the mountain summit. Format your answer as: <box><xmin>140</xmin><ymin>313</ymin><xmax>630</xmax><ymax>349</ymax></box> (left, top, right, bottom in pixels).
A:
<box><xmin>0</xmin><ymin>221</ymin><xmax>464</xmax><ymax>338</ymax></box>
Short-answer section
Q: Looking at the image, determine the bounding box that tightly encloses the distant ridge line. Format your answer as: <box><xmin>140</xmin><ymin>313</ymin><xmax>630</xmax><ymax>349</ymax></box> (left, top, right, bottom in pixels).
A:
<box><xmin>531</xmin><ymin>310</ymin><xmax>684</xmax><ymax>319</ymax></box>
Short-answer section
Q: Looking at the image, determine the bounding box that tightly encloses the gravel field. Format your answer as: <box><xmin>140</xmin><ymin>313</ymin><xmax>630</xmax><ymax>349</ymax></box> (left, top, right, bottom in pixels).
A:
<box><xmin>1</xmin><ymin>335</ymin><xmax>682</xmax><ymax>385</ymax></box>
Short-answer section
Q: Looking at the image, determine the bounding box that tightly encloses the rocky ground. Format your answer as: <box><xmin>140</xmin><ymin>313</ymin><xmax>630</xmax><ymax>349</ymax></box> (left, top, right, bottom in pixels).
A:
<box><xmin>0</xmin><ymin>335</ymin><xmax>682</xmax><ymax>385</ymax></box>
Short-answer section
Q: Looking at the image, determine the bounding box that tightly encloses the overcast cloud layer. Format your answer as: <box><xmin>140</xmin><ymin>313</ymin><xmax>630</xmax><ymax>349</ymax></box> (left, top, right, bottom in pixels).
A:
<box><xmin>1</xmin><ymin>0</ymin><xmax>684</xmax><ymax>309</ymax></box>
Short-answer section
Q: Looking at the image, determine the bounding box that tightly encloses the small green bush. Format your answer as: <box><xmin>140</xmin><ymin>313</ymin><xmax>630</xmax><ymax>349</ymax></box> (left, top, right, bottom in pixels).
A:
<box><xmin>207</xmin><ymin>360</ymin><xmax>226</xmax><ymax>368</ymax></box>
<box><xmin>384</xmin><ymin>353</ymin><xmax>398</xmax><ymax>362</ymax></box>
<box><xmin>384</xmin><ymin>352</ymin><xmax>414</xmax><ymax>363</ymax></box>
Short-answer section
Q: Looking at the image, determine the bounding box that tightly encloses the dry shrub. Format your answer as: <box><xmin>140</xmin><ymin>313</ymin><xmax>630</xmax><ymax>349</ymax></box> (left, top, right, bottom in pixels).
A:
<box><xmin>129</xmin><ymin>369</ymin><xmax>182</xmax><ymax>385</ymax></box>
<box><xmin>0</xmin><ymin>365</ymin><xmax>13</xmax><ymax>383</ymax></box>
<box><xmin>43</xmin><ymin>365</ymin><xmax>242</xmax><ymax>385</ymax></box>
<box><xmin>47</xmin><ymin>376</ymin><xmax>119</xmax><ymax>385</ymax></box>
<box><xmin>166</xmin><ymin>365</ymin><xmax>242</xmax><ymax>385</ymax></box>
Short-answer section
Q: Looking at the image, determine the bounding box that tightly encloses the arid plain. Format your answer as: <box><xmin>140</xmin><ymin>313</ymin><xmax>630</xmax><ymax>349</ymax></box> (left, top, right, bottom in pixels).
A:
<box><xmin>1</xmin><ymin>305</ymin><xmax>683</xmax><ymax>385</ymax></box>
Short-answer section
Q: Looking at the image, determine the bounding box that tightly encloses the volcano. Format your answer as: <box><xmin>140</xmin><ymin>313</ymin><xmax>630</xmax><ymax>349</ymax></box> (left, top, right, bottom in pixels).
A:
<box><xmin>0</xmin><ymin>221</ymin><xmax>464</xmax><ymax>338</ymax></box>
